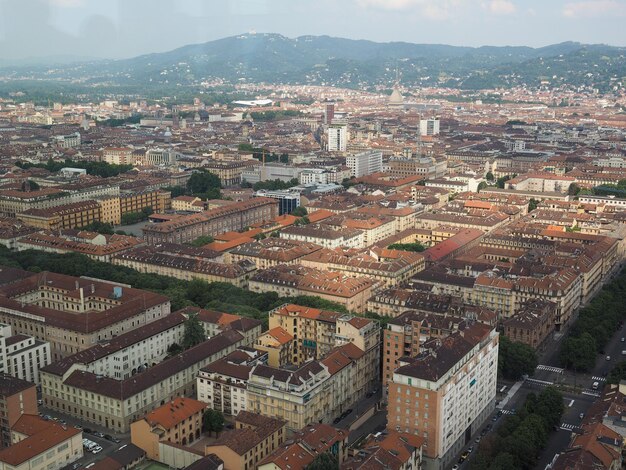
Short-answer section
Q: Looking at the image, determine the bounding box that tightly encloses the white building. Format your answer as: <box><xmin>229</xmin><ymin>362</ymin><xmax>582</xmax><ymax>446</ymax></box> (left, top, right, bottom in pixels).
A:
<box><xmin>0</xmin><ymin>324</ymin><xmax>51</xmax><ymax>384</ymax></box>
<box><xmin>196</xmin><ymin>348</ymin><xmax>264</xmax><ymax>416</ymax></box>
<box><xmin>328</xmin><ymin>122</ymin><xmax>348</xmax><ymax>152</ymax></box>
<box><xmin>299</xmin><ymin>168</ymin><xmax>351</xmax><ymax>185</ymax></box>
<box><xmin>419</xmin><ymin>118</ymin><xmax>440</xmax><ymax>136</ymax></box>
<box><xmin>346</xmin><ymin>150</ymin><xmax>383</xmax><ymax>178</ymax></box>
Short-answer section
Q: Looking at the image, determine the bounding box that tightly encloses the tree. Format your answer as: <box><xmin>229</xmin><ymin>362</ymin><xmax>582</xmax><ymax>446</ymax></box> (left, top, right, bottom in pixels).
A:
<box><xmin>81</xmin><ymin>221</ymin><xmax>114</xmax><ymax>235</ymax></box>
<box><xmin>306</xmin><ymin>453</ymin><xmax>339</xmax><ymax>470</ymax></box>
<box><xmin>496</xmin><ymin>175</ymin><xmax>512</xmax><ymax>189</ymax></box>
<box><xmin>477</xmin><ymin>181</ymin><xmax>488</xmax><ymax>192</ymax></box>
<box><xmin>21</xmin><ymin>180</ymin><xmax>40</xmax><ymax>191</ymax></box>
<box><xmin>486</xmin><ymin>171</ymin><xmax>495</xmax><ymax>182</ymax></box>
<box><xmin>182</xmin><ymin>313</ymin><xmax>205</xmax><ymax>350</ymax></box>
<box><xmin>291</xmin><ymin>206</ymin><xmax>308</xmax><ymax>217</ymax></box>
<box><xmin>189</xmin><ymin>235</ymin><xmax>214</xmax><ymax>247</ymax></box>
<box><xmin>498</xmin><ymin>336</ymin><xmax>537</xmax><ymax>380</ymax></box>
<box><xmin>203</xmin><ymin>409</ymin><xmax>225</xmax><ymax>437</ymax></box>
<box><xmin>187</xmin><ymin>170</ymin><xmax>222</xmax><ymax>199</ymax></box>
<box><xmin>528</xmin><ymin>198</ymin><xmax>539</xmax><ymax>212</ymax></box>
<box><xmin>607</xmin><ymin>361</ymin><xmax>626</xmax><ymax>384</ymax></box>
<box><xmin>388</xmin><ymin>242</ymin><xmax>426</xmax><ymax>253</ymax></box>
<box><xmin>166</xmin><ymin>342</ymin><xmax>182</xmax><ymax>358</ymax></box>
<box><xmin>568</xmin><ymin>183</ymin><xmax>581</xmax><ymax>196</ymax></box>
<box><xmin>559</xmin><ymin>332</ymin><xmax>597</xmax><ymax>372</ymax></box>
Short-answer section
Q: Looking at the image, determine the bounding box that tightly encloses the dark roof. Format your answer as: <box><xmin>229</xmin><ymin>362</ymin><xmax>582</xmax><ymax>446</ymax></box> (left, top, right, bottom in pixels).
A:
<box><xmin>63</xmin><ymin>329</ymin><xmax>244</xmax><ymax>400</ymax></box>
<box><xmin>183</xmin><ymin>454</ymin><xmax>224</xmax><ymax>470</ymax></box>
<box><xmin>0</xmin><ymin>373</ymin><xmax>35</xmax><ymax>396</ymax></box>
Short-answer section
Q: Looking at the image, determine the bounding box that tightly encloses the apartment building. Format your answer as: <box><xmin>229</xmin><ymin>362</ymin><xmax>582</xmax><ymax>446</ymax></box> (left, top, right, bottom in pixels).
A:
<box><xmin>502</xmin><ymin>300</ymin><xmax>556</xmax><ymax>349</ymax></box>
<box><xmin>250</xmin><ymin>265</ymin><xmax>378</xmax><ymax>313</ymax></box>
<box><xmin>0</xmin><ymin>271</ymin><xmax>171</xmax><ymax>360</ymax></box>
<box><xmin>196</xmin><ymin>348</ymin><xmax>265</xmax><ymax>416</ymax></box>
<box><xmin>206</xmin><ymin>411</ymin><xmax>286</xmax><ymax>470</ymax></box>
<box><xmin>0</xmin><ymin>324</ymin><xmax>51</xmax><ymax>384</ymax></box>
<box><xmin>17</xmin><ymin>200</ymin><xmax>101</xmax><ymax>230</ymax></box>
<box><xmin>172</xmin><ymin>196</ymin><xmax>204</xmax><ymax>212</ymax></box>
<box><xmin>247</xmin><ymin>343</ymin><xmax>369</xmax><ymax>432</ymax></box>
<box><xmin>41</xmin><ymin>329</ymin><xmax>246</xmax><ymax>432</ymax></box>
<box><xmin>258</xmin><ymin>423</ymin><xmax>349</xmax><ymax>469</ymax></box>
<box><xmin>387</xmin><ymin>323</ymin><xmax>498</xmax><ymax>470</ymax></box>
<box><xmin>0</xmin><ymin>375</ymin><xmax>38</xmax><ymax>448</ymax></box>
<box><xmin>112</xmin><ymin>244</ymin><xmax>256</xmax><ymax>288</ymax></box>
<box><xmin>346</xmin><ymin>151</ymin><xmax>382</xmax><ymax>177</ymax></box>
<box><xmin>16</xmin><ymin>230</ymin><xmax>143</xmax><ymax>263</ymax></box>
<box><xmin>342</xmin><ymin>430</ymin><xmax>424</xmax><ymax>470</ymax></box>
<box><xmin>203</xmin><ymin>161</ymin><xmax>253</xmax><ymax>186</ymax></box>
<box><xmin>0</xmin><ymin>415</ymin><xmax>83</xmax><ymax>470</ymax></box>
<box><xmin>142</xmin><ymin>198</ymin><xmax>278</xmax><ymax>245</ymax></box>
<box><xmin>102</xmin><ymin>147</ymin><xmax>134</xmax><ymax>165</ymax></box>
<box><xmin>119</xmin><ymin>189</ymin><xmax>171</xmax><ymax>216</ymax></box>
<box><xmin>268</xmin><ymin>304</ymin><xmax>380</xmax><ymax>367</ymax></box>
<box><xmin>300</xmin><ymin>247</ymin><xmax>425</xmax><ymax>287</ymax></box>
<box><xmin>228</xmin><ymin>238</ymin><xmax>322</xmax><ymax>270</ymax></box>
<box><xmin>254</xmin><ymin>327</ymin><xmax>293</xmax><ymax>368</ymax></box>
<box><xmin>280</xmin><ymin>224</ymin><xmax>365</xmax><ymax>249</ymax></box>
<box><xmin>131</xmin><ymin>397</ymin><xmax>206</xmax><ymax>460</ymax></box>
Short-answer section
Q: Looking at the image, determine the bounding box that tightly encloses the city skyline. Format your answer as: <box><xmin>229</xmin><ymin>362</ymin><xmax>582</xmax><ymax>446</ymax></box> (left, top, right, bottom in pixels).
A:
<box><xmin>0</xmin><ymin>0</ymin><xmax>625</xmax><ymax>62</ymax></box>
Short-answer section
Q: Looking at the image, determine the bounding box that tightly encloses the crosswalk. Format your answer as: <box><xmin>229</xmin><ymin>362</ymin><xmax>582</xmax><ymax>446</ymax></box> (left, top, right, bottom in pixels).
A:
<box><xmin>560</xmin><ymin>423</ymin><xmax>578</xmax><ymax>431</ymax></box>
<box><xmin>582</xmin><ymin>390</ymin><xmax>601</xmax><ymax>398</ymax></box>
<box><xmin>500</xmin><ymin>409</ymin><xmax>515</xmax><ymax>415</ymax></box>
<box><xmin>591</xmin><ymin>376</ymin><xmax>606</xmax><ymax>382</ymax></box>
<box><xmin>536</xmin><ymin>365</ymin><xmax>564</xmax><ymax>374</ymax></box>
<box><xmin>525</xmin><ymin>377</ymin><xmax>554</xmax><ymax>386</ymax></box>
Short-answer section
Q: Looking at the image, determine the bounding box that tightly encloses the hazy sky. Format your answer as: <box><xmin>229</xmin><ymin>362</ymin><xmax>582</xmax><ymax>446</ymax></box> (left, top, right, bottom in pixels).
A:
<box><xmin>0</xmin><ymin>0</ymin><xmax>624</xmax><ymax>60</ymax></box>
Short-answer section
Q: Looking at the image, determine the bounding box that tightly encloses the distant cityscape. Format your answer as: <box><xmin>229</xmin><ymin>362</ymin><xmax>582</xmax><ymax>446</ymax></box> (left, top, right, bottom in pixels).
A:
<box><xmin>0</xmin><ymin>29</ymin><xmax>624</xmax><ymax>470</ymax></box>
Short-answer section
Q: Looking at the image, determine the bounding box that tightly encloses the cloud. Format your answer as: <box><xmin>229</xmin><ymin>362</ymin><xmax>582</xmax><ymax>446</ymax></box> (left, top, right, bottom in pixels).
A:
<box><xmin>563</xmin><ymin>0</ymin><xmax>626</xmax><ymax>18</ymax></box>
<box><xmin>354</xmin><ymin>0</ymin><xmax>465</xmax><ymax>19</ymax></box>
<box><xmin>48</xmin><ymin>0</ymin><xmax>85</xmax><ymax>7</ymax></box>
<box><xmin>482</xmin><ymin>0</ymin><xmax>517</xmax><ymax>15</ymax></box>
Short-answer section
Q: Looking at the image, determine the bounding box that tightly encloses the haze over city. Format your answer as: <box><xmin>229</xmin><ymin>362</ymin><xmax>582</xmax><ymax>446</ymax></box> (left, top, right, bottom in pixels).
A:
<box><xmin>1</xmin><ymin>0</ymin><xmax>625</xmax><ymax>61</ymax></box>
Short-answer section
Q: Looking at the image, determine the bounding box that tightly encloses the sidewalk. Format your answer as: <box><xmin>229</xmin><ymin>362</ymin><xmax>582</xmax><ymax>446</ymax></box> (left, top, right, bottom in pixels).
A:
<box><xmin>496</xmin><ymin>379</ymin><xmax>524</xmax><ymax>409</ymax></box>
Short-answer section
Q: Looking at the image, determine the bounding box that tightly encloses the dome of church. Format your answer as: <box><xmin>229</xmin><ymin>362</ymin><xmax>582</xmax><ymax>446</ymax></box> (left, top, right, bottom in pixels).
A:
<box><xmin>389</xmin><ymin>87</ymin><xmax>404</xmax><ymax>106</ymax></box>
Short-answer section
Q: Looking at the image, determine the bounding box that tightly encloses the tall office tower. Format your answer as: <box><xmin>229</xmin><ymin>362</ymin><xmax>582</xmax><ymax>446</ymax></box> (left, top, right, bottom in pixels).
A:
<box><xmin>325</xmin><ymin>103</ymin><xmax>335</xmax><ymax>125</ymax></box>
<box><xmin>346</xmin><ymin>150</ymin><xmax>383</xmax><ymax>178</ymax></box>
<box><xmin>328</xmin><ymin>122</ymin><xmax>348</xmax><ymax>152</ymax></box>
<box><xmin>419</xmin><ymin>118</ymin><xmax>441</xmax><ymax>136</ymax></box>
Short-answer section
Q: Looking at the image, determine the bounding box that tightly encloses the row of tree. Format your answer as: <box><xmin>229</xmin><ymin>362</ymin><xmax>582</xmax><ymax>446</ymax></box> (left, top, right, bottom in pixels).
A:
<box><xmin>470</xmin><ymin>387</ymin><xmax>564</xmax><ymax>470</ymax></box>
<box><xmin>559</xmin><ymin>268</ymin><xmax>626</xmax><ymax>371</ymax></box>
<box><xmin>497</xmin><ymin>336</ymin><xmax>538</xmax><ymax>381</ymax></box>
<box><xmin>16</xmin><ymin>158</ymin><xmax>133</xmax><ymax>178</ymax></box>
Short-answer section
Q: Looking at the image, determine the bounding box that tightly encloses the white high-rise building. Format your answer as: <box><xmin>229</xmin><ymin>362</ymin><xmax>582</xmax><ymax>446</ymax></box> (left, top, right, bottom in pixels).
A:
<box><xmin>420</xmin><ymin>118</ymin><xmax>440</xmax><ymax>136</ymax></box>
<box><xmin>346</xmin><ymin>150</ymin><xmax>383</xmax><ymax>178</ymax></box>
<box><xmin>328</xmin><ymin>122</ymin><xmax>348</xmax><ymax>152</ymax></box>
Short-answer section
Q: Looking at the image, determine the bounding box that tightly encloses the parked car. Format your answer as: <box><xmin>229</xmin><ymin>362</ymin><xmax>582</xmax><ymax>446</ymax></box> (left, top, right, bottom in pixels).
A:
<box><xmin>91</xmin><ymin>446</ymin><xmax>103</xmax><ymax>454</ymax></box>
<box><xmin>93</xmin><ymin>431</ymin><xmax>105</xmax><ymax>438</ymax></box>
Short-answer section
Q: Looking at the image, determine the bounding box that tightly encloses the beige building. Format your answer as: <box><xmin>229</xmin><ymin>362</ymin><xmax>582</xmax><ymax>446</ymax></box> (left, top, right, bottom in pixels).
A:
<box><xmin>206</xmin><ymin>411</ymin><xmax>286</xmax><ymax>470</ymax></box>
<box><xmin>0</xmin><ymin>271</ymin><xmax>171</xmax><ymax>361</ymax></box>
<box><xmin>131</xmin><ymin>397</ymin><xmax>206</xmax><ymax>461</ymax></box>
<box><xmin>0</xmin><ymin>414</ymin><xmax>83</xmax><ymax>470</ymax></box>
<box><xmin>96</xmin><ymin>196</ymin><xmax>122</xmax><ymax>225</ymax></box>
<box><xmin>254</xmin><ymin>327</ymin><xmax>293</xmax><ymax>368</ymax></box>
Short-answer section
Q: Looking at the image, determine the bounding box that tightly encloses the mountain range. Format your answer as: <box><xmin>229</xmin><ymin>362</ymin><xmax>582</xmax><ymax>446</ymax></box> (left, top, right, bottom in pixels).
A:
<box><xmin>1</xmin><ymin>33</ymin><xmax>625</xmax><ymax>92</ymax></box>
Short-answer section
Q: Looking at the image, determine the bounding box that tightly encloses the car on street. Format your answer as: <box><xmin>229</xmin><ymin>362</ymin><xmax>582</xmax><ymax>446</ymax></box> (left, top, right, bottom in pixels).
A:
<box><xmin>468</xmin><ymin>446</ymin><xmax>474</xmax><ymax>454</ymax></box>
<box><xmin>606</xmin><ymin>355</ymin><xmax>611</xmax><ymax>361</ymax></box>
<box><xmin>475</xmin><ymin>436</ymin><xmax>481</xmax><ymax>444</ymax></box>
<box><xmin>452</xmin><ymin>465</ymin><xmax>459</xmax><ymax>470</ymax></box>
<box><xmin>621</xmin><ymin>337</ymin><xmax>624</xmax><ymax>342</ymax></box>
<box><xmin>93</xmin><ymin>432</ymin><xmax>105</xmax><ymax>438</ymax></box>
<box><xmin>579</xmin><ymin>412</ymin><xmax>584</xmax><ymax>419</ymax></box>
<box><xmin>91</xmin><ymin>446</ymin><xmax>102</xmax><ymax>454</ymax></box>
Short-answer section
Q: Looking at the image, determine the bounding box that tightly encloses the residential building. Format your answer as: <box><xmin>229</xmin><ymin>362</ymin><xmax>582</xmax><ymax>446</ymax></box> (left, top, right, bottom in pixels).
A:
<box><xmin>197</xmin><ymin>348</ymin><xmax>265</xmax><ymax>416</ymax></box>
<box><xmin>131</xmin><ymin>397</ymin><xmax>206</xmax><ymax>461</ymax></box>
<box><xmin>255</xmin><ymin>327</ymin><xmax>293</xmax><ymax>368</ymax></box>
<box><xmin>228</xmin><ymin>238</ymin><xmax>322</xmax><ymax>270</ymax></box>
<box><xmin>387</xmin><ymin>323</ymin><xmax>498</xmax><ymax>470</ymax></box>
<box><xmin>280</xmin><ymin>224</ymin><xmax>365</xmax><ymax>249</ymax></box>
<box><xmin>0</xmin><ymin>375</ymin><xmax>37</xmax><ymax>448</ymax></box>
<box><xmin>328</xmin><ymin>123</ymin><xmax>348</xmax><ymax>152</ymax></box>
<box><xmin>250</xmin><ymin>266</ymin><xmax>379</xmax><ymax>313</ymax></box>
<box><xmin>41</xmin><ymin>329</ymin><xmax>246</xmax><ymax>432</ymax></box>
<box><xmin>0</xmin><ymin>324</ymin><xmax>51</xmax><ymax>384</ymax></box>
<box><xmin>258</xmin><ymin>423</ymin><xmax>349</xmax><ymax>469</ymax></box>
<box><xmin>420</xmin><ymin>118</ymin><xmax>440</xmax><ymax>136</ymax></box>
<box><xmin>342</xmin><ymin>430</ymin><xmax>424</xmax><ymax>470</ymax></box>
<box><xmin>205</xmin><ymin>411</ymin><xmax>286</xmax><ymax>470</ymax></box>
<box><xmin>17</xmin><ymin>200</ymin><xmax>101</xmax><ymax>230</ymax></box>
<box><xmin>0</xmin><ymin>415</ymin><xmax>82</xmax><ymax>470</ymax></box>
<box><xmin>142</xmin><ymin>198</ymin><xmax>278</xmax><ymax>245</ymax></box>
<box><xmin>502</xmin><ymin>300</ymin><xmax>556</xmax><ymax>349</ymax></box>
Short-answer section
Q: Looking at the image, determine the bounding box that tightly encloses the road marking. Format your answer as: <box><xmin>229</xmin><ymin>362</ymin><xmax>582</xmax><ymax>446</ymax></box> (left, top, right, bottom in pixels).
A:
<box><xmin>536</xmin><ymin>365</ymin><xmax>564</xmax><ymax>374</ymax></box>
<box><xmin>591</xmin><ymin>376</ymin><xmax>606</xmax><ymax>382</ymax></box>
<box><xmin>568</xmin><ymin>399</ymin><xmax>574</xmax><ymax>407</ymax></box>
<box><xmin>582</xmin><ymin>390</ymin><xmax>601</xmax><ymax>398</ymax></box>
<box><xmin>526</xmin><ymin>378</ymin><xmax>554</xmax><ymax>386</ymax></box>
<box><xmin>560</xmin><ymin>423</ymin><xmax>577</xmax><ymax>431</ymax></box>
<box><xmin>500</xmin><ymin>409</ymin><xmax>515</xmax><ymax>415</ymax></box>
